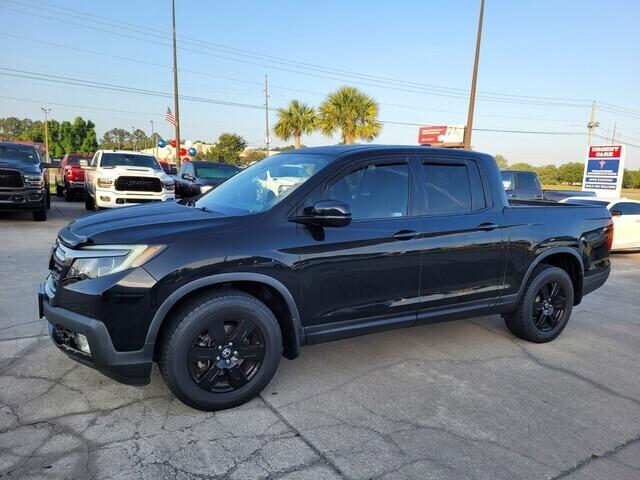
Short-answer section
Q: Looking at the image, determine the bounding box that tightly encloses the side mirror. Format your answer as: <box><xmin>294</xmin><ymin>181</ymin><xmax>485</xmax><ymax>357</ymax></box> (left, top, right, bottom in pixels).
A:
<box><xmin>291</xmin><ymin>199</ymin><xmax>352</xmax><ymax>228</ymax></box>
<box><xmin>611</xmin><ymin>210</ymin><xmax>622</xmax><ymax>217</ymax></box>
<box><xmin>502</xmin><ymin>180</ymin><xmax>512</xmax><ymax>190</ymax></box>
<box><xmin>182</xmin><ymin>173</ymin><xmax>193</xmax><ymax>181</ymax></box>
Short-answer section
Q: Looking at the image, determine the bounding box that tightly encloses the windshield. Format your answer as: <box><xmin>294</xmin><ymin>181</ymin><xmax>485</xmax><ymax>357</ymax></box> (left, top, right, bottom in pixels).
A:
<box><xmin>195</xmin><ymin>164</ymin><xmax>240</xmax><ymax>180</ymax></box>
<box><xmin>0</xmin><ymin>144</ymin><xmax>39</xmax><ymax>163</ymax></box>
<box><xmin>195</xmin><ymin>153</ymin><xmax>333</xmax><ymax>215</ymax></box>
<box><xmin>100</xmin><ymin>153</ymin><xmax>161</xmax><ymax>170</ymax></box>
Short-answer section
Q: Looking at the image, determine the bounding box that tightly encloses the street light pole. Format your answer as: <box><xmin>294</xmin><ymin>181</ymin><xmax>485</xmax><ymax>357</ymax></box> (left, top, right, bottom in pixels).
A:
<box><xmin>462</xmin><ymin>0</ymin><xmax>485</xmax><ymax>150</ymax></box>
<box><xmin>171</xmin><ymin>0</ymin><xmax>182</xmax><ymax>168</ymax></box>
<box><xmin>41</xmin><ymin>108</ymin><xmax>51</xmax><ymax>161</ymax></box>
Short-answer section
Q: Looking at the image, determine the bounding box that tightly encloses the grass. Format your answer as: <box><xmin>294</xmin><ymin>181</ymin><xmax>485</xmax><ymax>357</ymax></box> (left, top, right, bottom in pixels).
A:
<box><xmin>543</xmin><ymin>184</ymin><xmax>640</xmax><ymax>200</ymax></box>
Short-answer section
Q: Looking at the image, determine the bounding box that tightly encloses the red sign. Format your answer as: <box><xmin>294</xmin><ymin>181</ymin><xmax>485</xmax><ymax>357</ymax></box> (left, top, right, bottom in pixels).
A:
<box><xmin>418</xmin><ymin>126</ymin><xmax>448</xmax><ymax>145</ymax></box>
<box><xmin>588</xmin><ymin>145</ymin><xmax>622</xmax><ymax>158</ymax></box>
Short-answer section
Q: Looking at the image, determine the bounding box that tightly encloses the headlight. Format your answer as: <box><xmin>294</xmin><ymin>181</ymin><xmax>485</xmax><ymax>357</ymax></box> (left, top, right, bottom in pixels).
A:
<box><xmin>97</xmin><ymin>178</ymin><xmax>113</xmax><ymax>188</ymax></box>
<box><xmin>200</xmin><ymin>185</ymin><xmax>213</xmax><ymax>193</ymax></box>
<box><xmin>24</xmin><ymin>175</ymin><xmax>44</xmax><ymax>187</ymax></box>
<box><xmin>162</xmin><ymin>180</ymin><xmax>175</xmax><ymax>191</ymax></box>
<box><xmin>67</xmin><ymin>244</ymin><xmax>165</xmax><ymax>280</ymax></box>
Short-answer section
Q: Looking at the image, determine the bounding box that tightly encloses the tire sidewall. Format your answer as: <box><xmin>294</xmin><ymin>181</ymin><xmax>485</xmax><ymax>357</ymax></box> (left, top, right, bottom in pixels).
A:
<box><xmin>522</xmin><ymin>267</ymin><xmax>574</xmax><ymax>341</ymax></box>
<box><xmin>165</xmin><ymin>297</ymin><xmax>282</xmax><ymax>410</ymax></box>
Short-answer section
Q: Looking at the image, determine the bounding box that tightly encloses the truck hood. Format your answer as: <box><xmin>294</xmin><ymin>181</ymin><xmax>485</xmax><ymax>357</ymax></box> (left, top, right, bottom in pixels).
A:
<box><xmin>59</xmin><ymin>201</ymin><xmax>229</xmax><ymax>246</ymax></box>
<box><xmin>0</xmin><ymin>160</ymin><xmax>41</xmax><ymax>175</ymax></box>
<box><xmin>98</xmin><ymin>166</ymin><xmax>170</xmax><ymax>181</ymax></box>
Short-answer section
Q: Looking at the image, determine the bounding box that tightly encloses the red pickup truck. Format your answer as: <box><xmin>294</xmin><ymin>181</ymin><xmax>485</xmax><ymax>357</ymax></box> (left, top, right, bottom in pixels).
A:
<box><xmin>56</xmin><ymin>152</ymin><xmax>92</xmax><ymax>201</ymax></box>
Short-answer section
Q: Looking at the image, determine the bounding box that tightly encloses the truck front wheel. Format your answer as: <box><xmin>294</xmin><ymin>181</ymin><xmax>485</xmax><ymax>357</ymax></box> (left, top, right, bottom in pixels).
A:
<box><xmin>504</xmin><ymin>265</ymin><xmax>574</xmax><ymax>343</ymax></box>
<box><xmin>85</xmin><ymin>193</ymin><xmax>95</xmax><ymax>211</ymax></box>
<box><xmin>158</xmin><ymin>289</ymin><xmax>282</xmax><ymax>411</ymax></box>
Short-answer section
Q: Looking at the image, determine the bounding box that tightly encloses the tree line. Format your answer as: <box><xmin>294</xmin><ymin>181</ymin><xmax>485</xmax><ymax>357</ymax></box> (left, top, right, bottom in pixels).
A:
<box><xmin>495</xmin><ymin>154</ymin><xmax>640</xmax><ymax>189</ymax></box>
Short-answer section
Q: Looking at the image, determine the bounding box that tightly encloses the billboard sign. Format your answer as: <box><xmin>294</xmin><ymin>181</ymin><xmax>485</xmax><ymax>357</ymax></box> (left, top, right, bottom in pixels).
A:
<box><xmin>418</xmin><ymin>125</ymin><xmax>465</xmax><ymax>147</ymax></box>
<box><xmin>582</xmin><ymin>145</ymin><xmax>625</xmax><ymax>198</ymax></box>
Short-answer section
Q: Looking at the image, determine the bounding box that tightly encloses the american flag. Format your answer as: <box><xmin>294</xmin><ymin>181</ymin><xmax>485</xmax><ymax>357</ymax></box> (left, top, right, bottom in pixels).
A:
<box><xmin>165</xmin><ymin>107</ymin><xmax>176</xmax><ymax>126</ymax></box>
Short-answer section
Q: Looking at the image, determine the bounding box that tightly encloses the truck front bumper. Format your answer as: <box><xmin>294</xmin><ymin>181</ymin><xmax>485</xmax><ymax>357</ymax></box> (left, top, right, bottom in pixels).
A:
<box><xmin>38</xmin><ymin>284</ymin><xmax>152</xmax><ymax>386</ymax></box>
<box><xmin>0</xmin><ymin>188</ymin><xmax>45</xmax><ymax>210</ymax></box>
<box><xmin>94</xmin><ymin>188</ymin><xmax>174</xmax><ymax>208</ymax></box>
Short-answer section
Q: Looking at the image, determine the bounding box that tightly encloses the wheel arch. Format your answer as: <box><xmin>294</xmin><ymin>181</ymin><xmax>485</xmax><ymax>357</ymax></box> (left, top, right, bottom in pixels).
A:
<box><xmin>518</xmin><ymin>247</ymin><xmax>584</xmax><ymax>305</ymax></box>
<box><xmin>147</xmin><ymin>273</ymin><xmax>303</xmax><ymax>361</ymax></box>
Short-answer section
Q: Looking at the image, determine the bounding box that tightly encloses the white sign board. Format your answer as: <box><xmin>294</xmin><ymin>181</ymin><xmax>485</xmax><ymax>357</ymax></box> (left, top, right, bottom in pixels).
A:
<box><xmin>582</xmin><ymin>145</ymin><xmax>625</xmax><ymax>198</ymax></box>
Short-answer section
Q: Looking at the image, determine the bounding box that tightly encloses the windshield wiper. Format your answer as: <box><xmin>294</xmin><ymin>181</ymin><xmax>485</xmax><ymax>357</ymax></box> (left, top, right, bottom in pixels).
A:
<box><xmin>199</xmin><ymin>206</ymin><xmax>224</xmax><ymax>215</ymax></box>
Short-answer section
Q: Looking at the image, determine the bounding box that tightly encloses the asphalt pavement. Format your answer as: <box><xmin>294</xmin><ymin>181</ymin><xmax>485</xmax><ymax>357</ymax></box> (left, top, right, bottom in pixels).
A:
<box><xmin>1</xmin><ymin>197</ymin><xmax>639</xmax><ymax>480</ymax></box>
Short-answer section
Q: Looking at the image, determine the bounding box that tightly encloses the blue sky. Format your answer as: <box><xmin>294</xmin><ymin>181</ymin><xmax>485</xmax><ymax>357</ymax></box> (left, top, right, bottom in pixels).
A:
<box><xmin>1</xmin><ymin>0</ymin><xmax>639</xmax><ymax>168</ymax></box>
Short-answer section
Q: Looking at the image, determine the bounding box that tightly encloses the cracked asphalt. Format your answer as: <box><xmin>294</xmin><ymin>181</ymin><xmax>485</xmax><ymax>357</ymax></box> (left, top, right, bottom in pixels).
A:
<box><xmin>1</xmin><ymin>198</ymin><xmax>639</xmax><ymax>480</ymax></box>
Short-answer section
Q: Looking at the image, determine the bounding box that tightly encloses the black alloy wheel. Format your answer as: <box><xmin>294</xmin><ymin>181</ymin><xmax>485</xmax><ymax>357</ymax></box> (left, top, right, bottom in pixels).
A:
<box><xmin>188</xmin><ymin>317</ymin><xmax>266</xmax><ymax>393</ymax></box>
<box><xmin>532</xmin><ymin>280</ymin><xmax>567</xmax><ymax>332</ymax></box>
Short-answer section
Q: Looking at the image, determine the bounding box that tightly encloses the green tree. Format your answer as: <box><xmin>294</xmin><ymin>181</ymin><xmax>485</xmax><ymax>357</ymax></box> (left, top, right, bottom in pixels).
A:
<box><xmin>557</xmin><ymin>162</ymin><xmax>584</xmax><ymax>184</ymax></box>
<box><xmin>536</xmin><ymin>164</ymin><xmax>559</xmax><ymax>185</ymax></box>
<box><xmin>273</xmin><ymin>100</ymin><xmax>316</xmax><ymax>149</ymax></box>
<box><xmin>244</xmin><ymin>149</ymin><xmax>268</xmax><ymax>164</ymax></box>
<box><xmin>623</xmin><ymin>169</ymin><xmax>640</xmax><ymax>189</ymax></box>
<box><xmin>494</xmin><ymin>154</ymin><xmax>508</xmax><ymax>169</ymax></box>
<box><xmin>100</xmin><ymin>128</ymin><xmax>130</xmax><ymax>149</ymax></box>
<box><xmin>508</xmin><ymin>162</ymin><xmax>535</xmax><ymax>172</ymax></box>
<box><xmin>317</xmin><ymin>86</ymin><xmax>381</xmax><ymax>144</ymax></box>
<box><xmin>216</xmin><ymin>133</ymin><xmax>247</xmax><ymax>164</ymax></box>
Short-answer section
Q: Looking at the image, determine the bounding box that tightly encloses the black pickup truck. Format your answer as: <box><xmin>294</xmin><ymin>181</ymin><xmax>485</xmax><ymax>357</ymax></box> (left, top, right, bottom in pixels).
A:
<box><xmin>39</xmin><ymin>145</ymin><xmax>613</xmax><ymax>410</ymax></box>
<box><xmin>0</xmin><ymin>142</ymin><xmax>51</xmax><ymax>220</ymax></box>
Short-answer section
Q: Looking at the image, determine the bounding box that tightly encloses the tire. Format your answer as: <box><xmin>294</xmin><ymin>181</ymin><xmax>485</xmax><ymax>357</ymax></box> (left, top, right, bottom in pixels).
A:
<box><xmin>85</xmin><ymin>193</ymin><xmax>95</xmax><ymax>211</ymax></box>
<box><xmin>56</xmin><ymin>184</ymin><xmax>63</xmax><ymax>197</ymax></box>
<box><xmin>64</xmin><ymin>183</ymin><xmax>74</xmax><ymax>202</ymax></box>
<box><xmin>504</xmin><ymin>265</ymin><xmax>574</xmax><ymax>343</ymax></box>
<box><xmin>46</xmin><ymin>189</ymin><xmax>51</xmax><ymax>209</ymax></box>
<box><xmin>32</xmin><ymin>204</ymin><xmax>47</xmax><ymax>221</ymax></box>
<box><xmin>159</xmin><ymin>289</ymin><xmax>282</xmax><ymax>411</ymax></box>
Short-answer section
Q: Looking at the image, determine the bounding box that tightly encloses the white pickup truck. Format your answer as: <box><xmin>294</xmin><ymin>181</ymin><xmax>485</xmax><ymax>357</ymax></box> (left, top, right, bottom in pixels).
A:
<box><xmin>82</xmin><ymin>150</ymin><xmax>175</xmax><ymax>210</ymax></box>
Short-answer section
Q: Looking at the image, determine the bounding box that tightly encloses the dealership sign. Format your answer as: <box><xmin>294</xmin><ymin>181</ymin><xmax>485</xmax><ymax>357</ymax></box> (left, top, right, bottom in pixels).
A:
<box><xmin>582</xmin><ymin>145</ymin><xmax>625</xmax><ymax>198</ymax></box>
<box><xmin>418</xmin><ymin>125</ymin><xmax>465</xmax><ymax>147</ymax></box>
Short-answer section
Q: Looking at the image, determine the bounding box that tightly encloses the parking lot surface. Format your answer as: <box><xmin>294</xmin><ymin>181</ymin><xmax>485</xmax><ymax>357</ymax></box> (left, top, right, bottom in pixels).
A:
<box><xmin>1</xmin><ymin>198</ymin><xmax>639</xmax><ymax>480</ymax></box>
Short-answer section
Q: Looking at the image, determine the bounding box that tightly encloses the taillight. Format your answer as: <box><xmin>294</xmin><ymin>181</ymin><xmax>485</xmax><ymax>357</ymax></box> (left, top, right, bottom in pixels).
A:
<box><xmin>606</xmin><ymin>219</ymin><xmax>614</xmax><ymax>252</ymax></box>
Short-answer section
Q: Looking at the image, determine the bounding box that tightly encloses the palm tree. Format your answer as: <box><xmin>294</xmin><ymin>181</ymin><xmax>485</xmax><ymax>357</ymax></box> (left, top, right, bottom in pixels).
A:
<box><xmin>273</xmin><ymin>100</ymin><xmax>316</xmax><ymax>149</ymax></box>
<box><xmin>317</xmin><ymin>87</ymin><xmax>381</xmax><ymax>144</ymax></box>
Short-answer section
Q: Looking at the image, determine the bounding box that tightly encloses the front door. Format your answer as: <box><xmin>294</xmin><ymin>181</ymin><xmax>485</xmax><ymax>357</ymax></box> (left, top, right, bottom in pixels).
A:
<box><xmin>294</xmin><ymin>157</ymin><xmax>423</xmax><ymax>342</ymax></box>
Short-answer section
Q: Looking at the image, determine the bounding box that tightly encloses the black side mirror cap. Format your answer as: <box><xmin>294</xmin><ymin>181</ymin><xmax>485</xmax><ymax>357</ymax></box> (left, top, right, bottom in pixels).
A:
<box><xmin>289</xmin><ymin>199</ymin><xmax>352</xmax><ymax>228</ymax></box>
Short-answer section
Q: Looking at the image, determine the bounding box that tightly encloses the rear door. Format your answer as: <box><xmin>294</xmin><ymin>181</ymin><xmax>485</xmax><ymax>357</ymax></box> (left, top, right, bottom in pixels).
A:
<box><xmin>610</xmin><ymin>201</ymin><xmax>640</xmax><ymax>249</ymax></box>
<box><xmin>413</xmin><ymin>155</ymin><xmax>506</xmax><ymax>315</ymax></box>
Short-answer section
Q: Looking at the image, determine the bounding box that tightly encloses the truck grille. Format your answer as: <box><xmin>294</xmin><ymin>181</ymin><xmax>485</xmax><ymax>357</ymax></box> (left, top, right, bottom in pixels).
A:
<box><xmin>114</xmin><ymin>176</ymin><xmax>162</xmax><ymax>192</ymax></box>
<box><xmin>0</xmin><ymin>169</ymin><xmax>23</xmax><ymax>188</ymax></box>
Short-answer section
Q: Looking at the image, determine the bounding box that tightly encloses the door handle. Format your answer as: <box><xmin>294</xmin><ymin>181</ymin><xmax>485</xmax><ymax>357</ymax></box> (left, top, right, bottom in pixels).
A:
<box><xmin>393</xmin><ymin>230</ymin><xmax>418</xmax><ymax>241</ymax></box>
<box><xmin>477</xmin><ymin>222</ymin><xmax>498</xmax><ymax>231</ymax></box>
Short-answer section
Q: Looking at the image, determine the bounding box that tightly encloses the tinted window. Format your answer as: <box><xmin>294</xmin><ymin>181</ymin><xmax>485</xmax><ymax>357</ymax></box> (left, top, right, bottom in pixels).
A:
<box><xmin>423</xmin><ymin>164</ymin><xmax>472</xmax><ymax>214</ymax></box>
<box><xmin>67</xmin><ymin>155</ymin><xmax>90</xmax><ymax>165</ymax></box>
<box><xmin>468</xmin><ymin>161</ymin><xmax>486</xmax><ymax>210</ymax></box>
<box><xmin>327</xmin><ymin>163</ymin><xmax>408</xmax><ymax>220</ymax></box>
<box><xmin>0</xmin><ymin>144</ymin><xmax>39</xmax><ymax>163</ymax></box>
<box><xmin>100</xmin><ymin>153</ymin><xmax>161</xmax><ymax>170</ymax></box>
<box><xmin>195</xmin><ymin>164</ymin><xmax>240</xmax><ymax>180</ymax></box>
<box><xmin>611</xmin><ymin>202</ymin><xmax>640</xmax><ymax>215</ymax></box>
<box><xmin>519</xmin><ymin>172</ymin><xmax>539</xmax><ymax>190</ymax></box>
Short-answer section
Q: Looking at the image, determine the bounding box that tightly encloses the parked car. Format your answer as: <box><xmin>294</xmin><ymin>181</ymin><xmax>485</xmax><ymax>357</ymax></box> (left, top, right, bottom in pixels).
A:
<box><xmin>501</xmin><ymin>169</ymin><xmax>596</xmax><ymax>202</ymax></box>
<box><xmin>159</xmin><ymin>160</ymin><xmax>178</xmax><ymax>177</ymax></box>
<box><xmin>39</xmin><ymin>145</ymin><xmax>613</xmax><ymax>410</ymax></box>
<box><xmin>542</xmin><ymin>189</ymin><xmax>596</xmax><ymax>202</ymax></box>
<box><xmin>82</xmin><ymin>150</ymin><xmax>175</xmax><ymax>210</ymax></box>
<box><xmin>175</xmin><ymin>161</ymin><xmax>240</xmax><ymax>198</ymax></box>
<box><xmin>56</xmin><ymin>152</ymin><xmax>92</xmax><ymax>201</ymax></box>
<box><xmin>560</xmin><ymin>197</ymin><xmax>640</xmax><ymax>251</ymax></box>
<box><xmin>0</xmin><ymin>141</ymin><xmax>51</xmax><ymax>221</ymax></box>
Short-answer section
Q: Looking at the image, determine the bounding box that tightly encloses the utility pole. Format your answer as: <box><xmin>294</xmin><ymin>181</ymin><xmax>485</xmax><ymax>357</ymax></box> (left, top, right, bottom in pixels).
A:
<box><xmin>150</xmin><ymin>120</ymin><xmax>156</xmax><ymax>157</ymax></box>
<box><xmin>587</xmin><ymin>100</ymin><xmax>599</xmax><ymax>146</ymax></box>
<box><xmin>611</xmin><ymin>122</ymin><xmax>617</xmax><ymax>145</ymax></box>
<box><xmin>462</xmin><ymin>0</ymin><xmax>485</xmax><ymax>150</ymax></box>
<box><xmin>264</xmin><ymin>74</ymin><xmax>270</xmax><ymax>155</ymax></box>
<box><xmin>41</xmin><ymin>108</ymin><xmax>51</xmax><ymax>161</ymax></box>
<box><xmin>171</xmin><ymin>0</ymin><xmax>182</xmax><ymax>168</ymax></box>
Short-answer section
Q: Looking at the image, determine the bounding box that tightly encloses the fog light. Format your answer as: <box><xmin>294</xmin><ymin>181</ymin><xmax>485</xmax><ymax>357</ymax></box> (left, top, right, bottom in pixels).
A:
<box><xmin>100</xmin><ymin>196</ymin><xmax>111</xmax><ymax>202</ymax></box>
<box><xmin>75</xmin><ymin>333</ymin><xmax>91</xmax><ymax>354</ymax></box>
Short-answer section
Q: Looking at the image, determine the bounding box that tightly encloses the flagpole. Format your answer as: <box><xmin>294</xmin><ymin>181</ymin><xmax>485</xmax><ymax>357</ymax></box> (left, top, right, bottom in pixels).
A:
<box><xmin>171</xmin><ymin>0</ymin><xmax>182</xmax><ymax>168</ymax></box>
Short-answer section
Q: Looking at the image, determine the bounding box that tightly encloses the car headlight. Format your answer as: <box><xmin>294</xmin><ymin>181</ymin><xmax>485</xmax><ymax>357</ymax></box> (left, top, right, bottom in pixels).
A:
<box><xmin>67</xmin><ymin>244</ymin><xmax>165</xmax><ymax>280</ymax></box>
<box><xmin>97</xmin><ymin>178</ymin><xmax>113</xmax><ymax>188</ymax></box>
<box><xmin>162</xmin><ymin>180</ymin><xmax>175</xmax><ymax>191</ymax></box>
<box><xmin>199</xmin><ymin>185</ymin><xmax>213</xmax><ymax>193</ymax></box>
<box><xmin>24</xmin><ymin>174</ymin><xmax>44</xmax><ymax>187</ymax></box>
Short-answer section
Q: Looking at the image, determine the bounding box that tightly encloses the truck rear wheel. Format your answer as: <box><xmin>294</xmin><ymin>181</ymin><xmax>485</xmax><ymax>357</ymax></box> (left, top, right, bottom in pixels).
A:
<box><xmin>85</xmin><ymin>194</ymin><xmax>95</xmax><ymax>211</ymax></box>
<box><xmin>504</xmin><ymin>265</ymin><xmax>574</xmax><ymax>343</ymax></box>
<box><xmin>158</xmin><ymin>289</ymin><xmax>282</xmax><ymax>411</ymax></box>
<box><xmin>32</xmin><ymin>204</ymin><xmax>47</xmax><ymax>221</ymax></box>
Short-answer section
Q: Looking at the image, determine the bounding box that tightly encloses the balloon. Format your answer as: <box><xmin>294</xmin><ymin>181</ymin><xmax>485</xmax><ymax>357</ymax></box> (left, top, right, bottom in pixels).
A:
<box><xmin>185</xmin><ymin>140</ymin><xmax>193</xmax><ymax>149</ymax></box>
<box><xmin>157</xmin><ymin>139</ymin><xmax>166</xmax><ymax>148</ymax></box>
<box><xmin>182</xmin><ymin>157</ymin><xmax>190</xmax><ymax>162</ymax></box>
<box><xmin>170</xmin><ymin>139</ymin><xmax>177</xmax><ymax>148</ymax></box>
<box><xmin>188</xmin><ymin>147</ymin><xmax>197</xmax><ymax>156</ymax></box>
<box><xmin>179</xmin><ymin>148</ymin><xmax>187</xmax><ymax>156</ymax></box>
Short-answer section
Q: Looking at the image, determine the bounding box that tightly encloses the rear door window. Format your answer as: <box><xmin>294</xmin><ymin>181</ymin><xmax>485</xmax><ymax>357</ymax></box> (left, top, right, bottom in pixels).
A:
<box><xmin>420</xmin><ymin>163</ymin><xmax>476</xmax><ymax>215</ymax></box>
